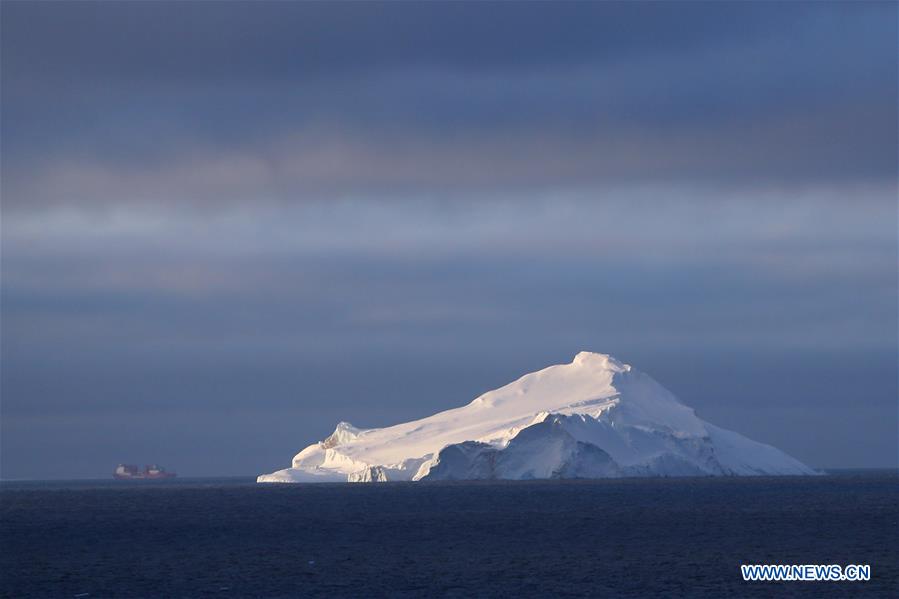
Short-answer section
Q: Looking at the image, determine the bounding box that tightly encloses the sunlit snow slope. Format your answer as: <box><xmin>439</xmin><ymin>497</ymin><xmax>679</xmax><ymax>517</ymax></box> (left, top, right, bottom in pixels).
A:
<box><xmin>257</xmin><ymin>352</ymin><xmax>815</xmax><ymax>482</ymax></box>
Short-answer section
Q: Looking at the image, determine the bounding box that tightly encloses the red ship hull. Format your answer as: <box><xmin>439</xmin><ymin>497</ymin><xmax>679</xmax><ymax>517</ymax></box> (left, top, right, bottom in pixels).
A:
<box><xmin>114</xmin><ymin>464</ymin><xmax>176</xmax><ymax>479</ymax></box>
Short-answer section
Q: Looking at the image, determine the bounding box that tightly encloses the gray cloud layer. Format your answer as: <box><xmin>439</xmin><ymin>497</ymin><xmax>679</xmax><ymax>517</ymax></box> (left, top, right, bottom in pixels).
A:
<box><xmin>1</xmin><ymin>2</ymin><xmax>896</xmax><ymax>478</ymax></box>
<box><xmin>3</xmin><ymin>1</ymin><xmax>896</xmax><ymax>209</ymax></box>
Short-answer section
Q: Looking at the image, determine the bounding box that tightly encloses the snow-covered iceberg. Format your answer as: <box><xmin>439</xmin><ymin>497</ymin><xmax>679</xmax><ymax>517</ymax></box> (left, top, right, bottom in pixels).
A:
<box><xmin>257</xmin><ymin>352</ymin><xmax>815</xmax><ymax>483</ymax></box>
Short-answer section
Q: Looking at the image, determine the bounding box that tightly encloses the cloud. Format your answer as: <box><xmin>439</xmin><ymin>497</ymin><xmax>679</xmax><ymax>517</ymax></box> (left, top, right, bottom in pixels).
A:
<box><xmin>2</xmin><ymin>1</ymin><xmax>895</xmax><ymax>211</ymax></box>
<box><xmin>1</xmin><ymin>2</ymin><xmax>896</xmax><ymax>477</ymax></box>
<box><xmin>3</xmin><ymin>191</ymin><xmax>895</xmax><ymax>370</ymax></box>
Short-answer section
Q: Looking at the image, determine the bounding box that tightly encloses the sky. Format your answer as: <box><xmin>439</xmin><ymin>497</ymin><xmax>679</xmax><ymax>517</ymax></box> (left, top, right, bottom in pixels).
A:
<box><xmin>1</xmin><ymin>1</ymin><xmax>896</xmax><ymax>479</ymax></box>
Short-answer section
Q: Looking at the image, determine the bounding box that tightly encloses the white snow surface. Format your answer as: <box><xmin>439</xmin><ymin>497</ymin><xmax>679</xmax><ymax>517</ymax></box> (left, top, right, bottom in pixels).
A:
<box><xmin>257</xmin><ymin>352</ymin><xmax>816</xmax><ymax>483</ymax></box>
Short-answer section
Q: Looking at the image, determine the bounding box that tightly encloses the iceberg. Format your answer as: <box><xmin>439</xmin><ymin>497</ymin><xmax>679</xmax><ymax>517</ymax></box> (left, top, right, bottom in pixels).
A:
<box><xmin>257</xmin><ymin>352</ymin><xmax>816</xmax><ymax>482</ymax></box>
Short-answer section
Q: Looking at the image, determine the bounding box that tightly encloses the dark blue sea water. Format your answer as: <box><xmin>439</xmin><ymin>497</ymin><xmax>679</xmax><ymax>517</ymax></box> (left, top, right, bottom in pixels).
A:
<box><xmin>1</xmin><ymin>472</ymin><xmax>896</xmax><ymax>598</ymax></box>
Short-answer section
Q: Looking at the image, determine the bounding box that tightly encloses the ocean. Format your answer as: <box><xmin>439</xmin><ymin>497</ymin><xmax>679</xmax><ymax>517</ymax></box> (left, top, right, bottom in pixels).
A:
<box><xmin>1</xmin><ymin>471</ymin><xmax>896</xmax><ymax>597</ymax></box>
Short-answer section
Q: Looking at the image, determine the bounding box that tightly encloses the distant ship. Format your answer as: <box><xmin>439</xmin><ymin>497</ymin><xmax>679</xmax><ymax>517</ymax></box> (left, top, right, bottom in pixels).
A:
<box><xmin>113</xmin><ymin>464</ymin><xmax>176</xmax><ymax>480</ymax></box>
